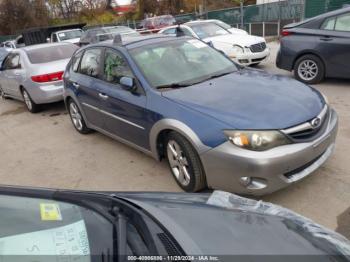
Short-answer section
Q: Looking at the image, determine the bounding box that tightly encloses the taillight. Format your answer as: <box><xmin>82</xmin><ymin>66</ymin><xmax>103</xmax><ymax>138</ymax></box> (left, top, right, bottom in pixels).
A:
<box><xmin>31</xmin><ymin>71</ymin><xmax>64</xmax><ymax>83</ymax></box>
<box><xmin>281</xmin><ymin>30</ymin><xmax>293</xmax><ymax>37</ymax></box>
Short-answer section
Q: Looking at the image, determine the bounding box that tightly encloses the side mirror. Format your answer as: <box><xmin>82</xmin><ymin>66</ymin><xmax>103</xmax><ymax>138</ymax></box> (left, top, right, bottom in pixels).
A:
<box><xmin>120</xmin><ymin>76</ymin><xmax>137</xmax><ymax>92</ymax></box>
<box><xmin>206</xmin><ymin>41</ymin><xmax>214</xmax><ymax>48</ymax></box>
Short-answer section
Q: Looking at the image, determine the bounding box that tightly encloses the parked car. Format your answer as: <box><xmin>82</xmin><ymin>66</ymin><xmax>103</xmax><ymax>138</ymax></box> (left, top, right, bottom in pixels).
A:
<box><xmin>20</xmin><ymin>23</ymin><xmax>86</xmax><ymax>46</ymax></box>
<box><xmin>50</xmin><ymin>28</ymin><xmax>84</xmax><ymax>45</ymax></box>
<box><xmin>159</xmin><ymin>21</ymin><xmax>269</xmax><ymax>66</ymax></box>
<box><xmin>0</xmin><ymin>49</ymin><xmax>8</xmax><ymax>64</ymax></box>
<box><xmin>0</xmin><ymin>40</ymin><xmax>17</xmax><ymax>50</ymax></box>
<box><xmin>0</xmin><ymin>43</ymin><xmax>78</xmax><ymax>112</ymax></box>
<box><xmin>205</xmin><ymin>19</ymin><xmax>248</xmax><ymax>35</ymax></box>
<box><xmin>141</xmin><ymin>15</ymin><xmax>176</xmax><ymax>32</ymax></box>
<box><xmin>277</xmin><ymin>6</ymin><xmax>350</xmax><ymax>84</ymax></box>
<box><xmin>79</xmin><ymin>26</ymin><xmax>139</xmax><ymax>46</ymax></box>
<box><xmin>0</xmin><ymin>186</ymin><xmax>349</xmax><ymax>259</ymax></box>
<box><xmin>63</xmin><ymin>35</ymin><xmax>337</xmax><ymax>195</ymax></box>
<box><xmin>105</xmin><ymin>26</ymin><xmax>140</xmax><ymax>37</ymax></box>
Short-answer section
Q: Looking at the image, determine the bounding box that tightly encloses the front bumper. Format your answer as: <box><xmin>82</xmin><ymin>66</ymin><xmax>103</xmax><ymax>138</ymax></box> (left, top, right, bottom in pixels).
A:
<box><xmin>200</xmin><ymin>108</ymin><xmax>338</xmax><ymax>196</ymax></box>
<box><xmin>230</xmin><ymin>48</ymin><xmax>270</xmax><ymax>66</ymax></box>
<box><xmin>28</xmin><ymin>82</ymin><xmax>64</xmax><ymax>104</ymax></box>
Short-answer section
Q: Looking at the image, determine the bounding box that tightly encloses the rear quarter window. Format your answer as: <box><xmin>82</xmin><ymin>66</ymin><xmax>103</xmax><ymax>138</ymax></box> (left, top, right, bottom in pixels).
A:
<box><xmin>26</xmin><ymin>44</ymin><xmax>78</xmax><ymax>64</ymax></box>
<box><xmin>321</xmin><ymin>17</ymin><xmax>336</xmax><ymax>30</ymax></box>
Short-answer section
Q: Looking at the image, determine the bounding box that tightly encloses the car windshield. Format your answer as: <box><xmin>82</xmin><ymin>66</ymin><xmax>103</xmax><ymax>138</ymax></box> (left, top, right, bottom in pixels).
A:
<box><xmin>57</xmin><ymin>30</ymin><xmax>83</xmax><ymax>41</ymax></box>
<box><xmin>81</xmin><ymin>29</ymin><xmax>115</xmax><ymax>44</ymax></box>
<box><xmin>0</xmin><ymin>195</ymin><xmax>112</xmax><ymax>258</ymax></box>
<box><xmin>188</xmin><ymin>22</ymin><xmax>230</xmax><ymax>39</ymax></box>
<box><xmin>26</xmin><ymin>44</ymin><xmax>78</xmax><ymax>64</ymax></box>
<box><xmin>129</xmin><ymin>38</ymin><xmax>237</xmax><ymax>89</ymax></box>
<box><xmin>215</xmin><ymin>20</ymin><xmax>231</xmax><ymax>30</ymax></box>
<box><xmin>105</xmin><ymin>27</ymin><xmax>140</xmax><ymax>37</ymax></box>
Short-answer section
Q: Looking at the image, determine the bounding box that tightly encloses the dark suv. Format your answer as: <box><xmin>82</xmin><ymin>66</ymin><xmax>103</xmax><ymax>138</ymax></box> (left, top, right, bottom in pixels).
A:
<box><xmin>276</xmin><ymin>7</ymin><xmax>350</xmax><ymax>84</ymax></box>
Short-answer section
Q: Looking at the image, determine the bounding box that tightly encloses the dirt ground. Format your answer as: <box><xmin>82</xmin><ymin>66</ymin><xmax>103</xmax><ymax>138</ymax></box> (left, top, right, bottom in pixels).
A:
<box><xmin>0</xmin><ymin>41</ymin><xmax>349</xmax><ymax>238</ymax></box>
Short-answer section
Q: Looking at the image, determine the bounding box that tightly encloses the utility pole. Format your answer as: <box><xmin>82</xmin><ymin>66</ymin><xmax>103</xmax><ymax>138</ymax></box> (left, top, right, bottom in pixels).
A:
<box><xmin>240</xmin><ymin>0</ymin><xmax>244</xmax><ymax>29</ymax></box>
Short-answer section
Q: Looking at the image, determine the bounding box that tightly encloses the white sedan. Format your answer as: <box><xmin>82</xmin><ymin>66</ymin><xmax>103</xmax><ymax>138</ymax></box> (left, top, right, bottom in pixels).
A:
<box><xmin>159</xmin><ymin>21</ymin><xmax>270</xmax><ymax>66</ymax></box>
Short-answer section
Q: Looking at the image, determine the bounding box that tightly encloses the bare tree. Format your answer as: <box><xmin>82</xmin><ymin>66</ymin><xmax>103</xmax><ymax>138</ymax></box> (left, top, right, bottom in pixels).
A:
<box><xmin>0</xmin><ymin>0</ymin><xmax>49</xmax><ymax>34</ymax></box>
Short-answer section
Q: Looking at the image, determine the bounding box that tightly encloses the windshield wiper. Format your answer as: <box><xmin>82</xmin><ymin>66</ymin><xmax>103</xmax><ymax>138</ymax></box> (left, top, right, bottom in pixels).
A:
<box><xmin>111</xmin><ymin>206</ymin><xmax>127</xmax><ymax>262</ymax></box>
<box><xmin>155</xmin><ymin>82</ymin><xmax>191</xmax><ymax>90</ymax></box>
<box><xmin>206</xmin><ymin>71</ymin><xmax>233</xmax><ymax>80</ymax></box>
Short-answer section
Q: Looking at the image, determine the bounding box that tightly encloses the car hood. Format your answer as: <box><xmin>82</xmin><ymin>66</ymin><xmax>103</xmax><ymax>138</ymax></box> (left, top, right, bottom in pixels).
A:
<box><xmin>228</xmin><ymin>28</ymin><xmax>248</xmax><ymax>35</ymax></box>
<box><xmin>161</xmin><ymin>69</ymin><xmax>325</xmax><ymax>130</ymax></box>
<box><xmin>118</xmin><ymin>191</ymin><xmax>350</xmax><ymax>257</ymax></box>
<box><xmin>203</xmin><ymin>34</ymin><xmax>265</xmax><ymax>47</ymax></box>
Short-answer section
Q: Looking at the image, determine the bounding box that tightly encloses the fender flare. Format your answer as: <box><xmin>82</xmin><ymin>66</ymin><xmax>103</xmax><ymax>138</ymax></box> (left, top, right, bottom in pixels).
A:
<box><xmin>64</xmin><ymin>91</ymin><xmax>91</xmax><ymax>129</ymax></box>
<box><xmin>149</xmin><ymin>119</ymin><xmax>211</xmax><ymax>160</ymax></box>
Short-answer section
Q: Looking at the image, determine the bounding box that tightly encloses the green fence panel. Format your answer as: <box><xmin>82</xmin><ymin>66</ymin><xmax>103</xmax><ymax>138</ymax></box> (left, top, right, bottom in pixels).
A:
<box><xmin>0</xmin><ymin>35</ymin><xmax>18</xmax><ymax>43</ymax></box>
<box><xmin>175</xmin><ymin>13</ymin><xmax>196</xmax><ymax>23</ymax></box>
<box><xmin>305</xmin><ymin>0</ymin><xmax>350</xmax><ymax>18</ymax></box>
<box><xmin>207</xmin><ymin>0</ymin><xmax>303</xmax><ymax>25</ymax></box>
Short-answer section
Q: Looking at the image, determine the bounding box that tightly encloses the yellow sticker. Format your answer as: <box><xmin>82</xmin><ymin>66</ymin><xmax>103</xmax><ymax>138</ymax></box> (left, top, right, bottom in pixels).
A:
<box><xmin>40</xmin><ymin>203</ymin><xmax>62</xmax><ymax>221</ymax></box>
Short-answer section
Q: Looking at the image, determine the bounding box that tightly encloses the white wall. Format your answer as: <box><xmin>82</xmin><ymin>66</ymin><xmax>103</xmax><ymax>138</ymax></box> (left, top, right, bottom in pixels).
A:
<box><xmin>256</xmin><ymin>0</ymin><xmax>281</xmax><ymax>4</ymax></box>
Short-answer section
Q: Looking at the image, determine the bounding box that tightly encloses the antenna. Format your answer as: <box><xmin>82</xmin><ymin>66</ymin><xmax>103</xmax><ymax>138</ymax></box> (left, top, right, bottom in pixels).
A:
<box><xmin>113</xmin><ymin>34</ymin><xmax>123</xmax><ymax>45</ymax></box>
<box><xmin>176</xmin><ymin>25</ymin><xmax>185</xmax><ymax>37</ymax></box>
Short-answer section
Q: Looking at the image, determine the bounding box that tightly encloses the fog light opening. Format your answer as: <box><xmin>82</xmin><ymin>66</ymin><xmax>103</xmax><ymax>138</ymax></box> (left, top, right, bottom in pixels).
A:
<box><xmin>239</xmin><ymin>59</ymin><xmax>249</xmax><ymax>64</ymax></box>
<box><xmin>240</xmin><ymin>177</ymin><xmax>267</xmax><ymax>190</ymax></box>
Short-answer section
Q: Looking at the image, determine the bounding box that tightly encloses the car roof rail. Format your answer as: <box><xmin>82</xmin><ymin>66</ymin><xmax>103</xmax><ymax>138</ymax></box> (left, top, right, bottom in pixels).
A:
<box><xmin>113</xmin><ymin>34</ymin><xmax>123</xmax><ymax>46</ymax></box>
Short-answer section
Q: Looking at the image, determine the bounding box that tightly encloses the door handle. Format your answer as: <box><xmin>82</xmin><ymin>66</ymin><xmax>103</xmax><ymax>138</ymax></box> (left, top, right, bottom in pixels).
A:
<box><xmin>72</xmin><ymin>82</ymin><xmax>80</xmax><ymax>88</ymax></box>
<box><xmin>99</xmin><ymin>93</ymin><xmax>109</xmax><ymax>100</ymax></box>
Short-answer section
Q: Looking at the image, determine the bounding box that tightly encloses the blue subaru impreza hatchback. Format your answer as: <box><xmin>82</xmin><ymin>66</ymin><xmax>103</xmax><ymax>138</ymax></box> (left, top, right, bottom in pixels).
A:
<box><xmin>63</xmin><ymin>35</ymin><xmax>338</xmax><ymax>195</ymax></box>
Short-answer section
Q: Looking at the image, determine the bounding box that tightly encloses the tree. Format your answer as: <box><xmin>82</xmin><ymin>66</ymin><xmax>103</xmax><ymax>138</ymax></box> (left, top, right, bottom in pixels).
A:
<box><xmin>0</xmin><ymin>0</ymin><xmax>49</xmax><ymax>34</ymax></box>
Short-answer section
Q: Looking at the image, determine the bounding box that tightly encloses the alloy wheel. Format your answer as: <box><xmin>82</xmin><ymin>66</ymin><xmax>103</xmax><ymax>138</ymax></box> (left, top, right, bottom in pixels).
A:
<box><xmin>297</xmin><ymin>60</ymin><xmax>319</xmax><ymax>82</ymax></box>
<box><xmin>22</xmin><ymin>90</ymin><xmax>32</xmax><ymax>111</ymax></box>
<box><xmin>167</xmin><ymin>140</ymin><xmax>191</xmax><ymax>187</ymax></box>
<box><xmin>69</xmin><ymin>102</ymin><xmax>83</xmax><ymax>131</ymax></box>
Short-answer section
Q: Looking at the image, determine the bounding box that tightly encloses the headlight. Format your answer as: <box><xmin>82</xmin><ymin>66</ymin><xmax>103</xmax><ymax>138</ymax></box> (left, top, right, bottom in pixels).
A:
<box><xmin>224</xmin><ymin>130</ymin><xmax>292</xmax><ymax>151</ymax></box>
<box><xmin>232</xmin><ymin>45</ymin><xmax>244</xmax><ymax>54</ymax></box>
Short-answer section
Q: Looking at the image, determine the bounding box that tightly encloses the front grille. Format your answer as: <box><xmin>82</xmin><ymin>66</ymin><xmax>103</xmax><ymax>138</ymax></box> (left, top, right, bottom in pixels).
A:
<box><xmin>288</xmin><ymin>111</ymin><xmax>329</xmax><ymax>142</ymax></box>
<box><xmin>250</xmin><ymin>42</ymin><xmax>266</xmax><ymax>53</ymax></box>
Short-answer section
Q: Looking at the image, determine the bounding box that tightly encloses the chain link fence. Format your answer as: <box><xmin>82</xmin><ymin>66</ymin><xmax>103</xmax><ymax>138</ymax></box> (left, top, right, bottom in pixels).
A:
<box><xmin>305</xmin><ymin>0</ymin><xmax>350</xmax><ymax>18</ymax></box>
<box><xmin>2</xmin><ymin>0</ymin><xmax>350</xmax><ymax>42</ymax></box>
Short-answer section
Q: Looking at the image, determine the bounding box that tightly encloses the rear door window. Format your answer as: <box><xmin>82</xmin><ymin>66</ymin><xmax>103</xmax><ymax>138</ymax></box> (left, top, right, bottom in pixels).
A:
<box><xmin>79</xmin><ymin>48</ymin><xmax>102</xmax><ymax>78</ymax></box>
<box><xmin>26</xmin><ymin>44</ymin><xmax>78</xmax><ymax>64</ymax></box>
<box><xmin>335</xmin><ymin>13</ymin><xmax>350</xmax><ymax>32</ymax></box>
<box><xmin>321</xmin><ymin>13</ymin><xmax>350</xmax><ymax>32</ymax></box>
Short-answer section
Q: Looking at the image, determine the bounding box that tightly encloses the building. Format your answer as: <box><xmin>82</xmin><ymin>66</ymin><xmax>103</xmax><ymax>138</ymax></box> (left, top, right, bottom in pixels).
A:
<box><xmin>111</xmin><ymin>0</ymin><xmax>137</xmax><ymax>14</ymax></box>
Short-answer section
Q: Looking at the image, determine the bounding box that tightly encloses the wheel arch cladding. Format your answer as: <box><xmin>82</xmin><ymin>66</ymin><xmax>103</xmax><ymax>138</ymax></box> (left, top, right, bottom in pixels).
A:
<box><xmin>149</xmin><ymin>119</ymin><xmax>211</xmax><ymax>161</ymax></box>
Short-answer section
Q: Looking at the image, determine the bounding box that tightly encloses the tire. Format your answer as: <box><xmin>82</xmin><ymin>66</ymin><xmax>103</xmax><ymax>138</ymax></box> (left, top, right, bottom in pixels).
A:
<box><xmin>21</xmin><ymin>88</ymin><xmax>41</xmax><ymax>113</ymax></box>
<box><xmin>67</xmin><ymin>99</ymin><xmax>91</xmax><ymax>134</ymax></box>
<box><xmin>294</xmin><ymin>54</ymin><xmax>325</xmax><ymax>84</ymax></box>
<box><xmin>0</xmin><ymin>86</ymin><xmax>6</xmax><ymax>99</ymax></box>
<box><xmin>165</xmin><ymin>131</ymin><xmax>206</xmax><ymax>192</ymax></box>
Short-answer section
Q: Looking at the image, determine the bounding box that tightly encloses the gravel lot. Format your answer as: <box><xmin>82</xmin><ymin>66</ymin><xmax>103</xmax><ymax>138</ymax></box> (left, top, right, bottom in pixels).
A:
<box><xmin>0</xmin><ymin>41</ymin><xmax>349</xmax><ymax>237</ymax></box>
